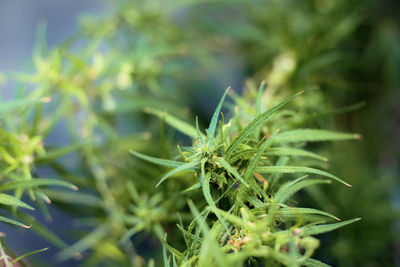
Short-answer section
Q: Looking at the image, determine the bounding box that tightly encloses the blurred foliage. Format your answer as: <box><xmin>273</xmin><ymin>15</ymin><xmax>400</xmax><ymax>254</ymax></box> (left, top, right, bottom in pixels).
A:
<box><xmin>0</xmin><ymin>0</ymin><xmax>398</xmax><ymax>266</ymax></box>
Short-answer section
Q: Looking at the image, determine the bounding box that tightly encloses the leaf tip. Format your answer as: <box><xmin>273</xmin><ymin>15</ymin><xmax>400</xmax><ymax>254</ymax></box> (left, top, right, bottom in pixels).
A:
<box><xmin>42</xmin><ymin>96</ymin><xmax>52</xmax><ymax>103</ymax></box>
<box><xmin>23</xmin><ymin>224</ymin><xmax>32</xmax><ymax>229</ymax></box>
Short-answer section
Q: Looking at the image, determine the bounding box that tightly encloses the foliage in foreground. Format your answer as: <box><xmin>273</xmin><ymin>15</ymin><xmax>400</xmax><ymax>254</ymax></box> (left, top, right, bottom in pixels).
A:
<box><xmin>0</xmin><ymin>79</ymin><xmax>361</xmax><ymax>266</ymax></box>
<box><xmin>131</xmin><ymin>87</ymin><xmax>361</xmax><ymax>266</ymax></box>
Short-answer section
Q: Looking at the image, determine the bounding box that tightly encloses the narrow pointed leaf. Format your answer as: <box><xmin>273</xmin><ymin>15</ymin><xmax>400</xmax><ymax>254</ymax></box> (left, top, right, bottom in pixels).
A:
<box><xmin>57</xmin><ymin>225</ymin><xmax>108</xmax><ymax>261</ymax></box>
<box><xmin>163</xmin><ymin>243</ymin><xmax>170</xmax><ymax>267</ymax></box>
<box><xmin>299</xmin><ymin>218</ymin><xmax>361</xmax><ymax>236</ymax></box>
<box><xmin>156</xmin><ymin>160</ymin><xmax>200</xmax><ymax>187</ymax></box>
<box><xmin>10</xmin><ymin>247</ymin><xmax>49</xmax><ymax>264</ymax></box>
<box><xmin>0</xmin><ymin>215</ymin><xmax>31</xmax><ymax>228</ymax></box>
<box><xmin>279</xmin><ymin>207</ymin><xmax>340</xmax><ymax>221</ymax></box>
<box><xmin>302</xmin><ymin>258</ymin><xmax>332</xmax><ymax>267</ymax></box>
<box><xmin>274</xmin><ymin>129</ymin><xmax>361</xmax><ymax>144</ymax></box>
<box><xmin>275</xmin><ymin>176</ymin><xmax>330</xmax><ymax>203</ymax></box>
<box><xmin>207</xmin><ymin>87</ymin><xmax>230</xmax><ymax>146</ymax></box>
<box><xmin>253</xmin><ymin>80</ymin><xmax>266</xmax><ymax>140</ymax></box>
<box><xmin>256</xmin><ymin>166</ymin><xmax>351</xmax><ymax>187</ymax></box>
<box><xmin>226</xmin><ymin>92</ymin><xmax>301</xmax><ymax>158</ymax></box>
<box><xmin>0</xmin><ymin>98</ymin><xmax>45</xmax><ymax>115</ymax></box>
<box><xmin>0</xmin><ymin>179</ymin><xmax>77</xmax><ymax>192</ymax></box>
<box><xmin>182</xmin><ymin>182</ymin><xmax>201</xmax><ymax>193</ymax></box>
<box><xmin>145</xmin><ymin>107</ymin><xmax>205</xmax><ymax>139</ymax></box>
<box><xmin>265</xmin><ymin>147</ymin><xmax>327</xmax><ymax>161</ymax></box>
<box><xmin>162</xmin><ymin>238</ymin><xmax>183</xmax><ymax>259</ymax></box>
<box><xmin>36</xmin><ymin>142</ymin><xmax>87</xmax><ymax>162</ymax></box>
<box><xmin>243</xmin><ymin>131</ymin><xmax>277</xmax><ymax>181</ymax></box>
<box><xmin>0</xmin><ymin>193</ymin><xmax>34</xmax><ymax>210</ymax></box>
<box><xmin>255</xmin><ymin>80</ymin><xmax>266</xmax><ymax>115</ymax></box>
<box><xmin>130</xmin><ymin>150</ymin><xmax>185</xmax><ymax>168</ymax></box>
<box><xmin>187</xmin><ymin>199</ymin><xmax>210</xmax><ymax>234</ymax></box>
<box><xmin>196</xmin><ymin>116</ymin><xmax>204</xmax><ymax>146</ymax></box>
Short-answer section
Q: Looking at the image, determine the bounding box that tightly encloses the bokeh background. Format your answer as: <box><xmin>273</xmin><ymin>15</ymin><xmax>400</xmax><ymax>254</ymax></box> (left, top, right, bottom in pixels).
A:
<box><xmin>0</xmin><ymin>0</ymin><xmax>399</xmax><ymax>266</ymax></box>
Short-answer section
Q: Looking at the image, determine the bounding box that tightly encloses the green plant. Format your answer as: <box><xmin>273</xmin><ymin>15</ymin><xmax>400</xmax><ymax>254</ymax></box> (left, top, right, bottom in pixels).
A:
<box><xmin>131</xmin><ymin>86</ymin><xmax>360</xmax><ymax>266</ymax></box>
<box><xmin>1</xmin><ymin>0</ymin><xmax>398</xmax><ymax>266</ymax></box>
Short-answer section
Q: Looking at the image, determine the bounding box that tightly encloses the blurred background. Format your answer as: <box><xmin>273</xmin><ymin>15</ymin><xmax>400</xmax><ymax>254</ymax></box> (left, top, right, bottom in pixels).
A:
<box><xmin>0</xmin><ymin>0</ymin><xmax>399</xmax><ymax>266</ymax></box>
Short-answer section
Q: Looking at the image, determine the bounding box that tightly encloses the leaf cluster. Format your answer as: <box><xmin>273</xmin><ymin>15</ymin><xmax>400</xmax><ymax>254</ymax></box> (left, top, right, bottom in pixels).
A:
<box><xmin>132</xmin><ymin>86</ymin><xmax>360</xmax><ymax>266</ymax></box>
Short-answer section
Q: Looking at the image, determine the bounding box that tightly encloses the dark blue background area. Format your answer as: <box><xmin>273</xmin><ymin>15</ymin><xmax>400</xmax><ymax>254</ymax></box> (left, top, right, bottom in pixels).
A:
<box><xmin>0</xmin><ymin>0</ymin><xmax>104</xmax><ymax>96</ymax></box>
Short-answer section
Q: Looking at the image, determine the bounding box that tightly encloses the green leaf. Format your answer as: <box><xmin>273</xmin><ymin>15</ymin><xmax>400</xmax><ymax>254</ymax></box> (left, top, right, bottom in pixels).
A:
<box><xmin>187</xmin><ymin>200</ymin><xmax>227</xmax><ymax>266</ymax></box>
<box><xmin>10</xmin><ymin>247</ymin><xmax>49</xmax><ymax>264</ymax></box>
<box><xmin>0</xmin><ymin>98</ymin><xmax>46</xmax><ymax>115</ymax></box>
<box><xmin>255</xmin><ymin>80</ymin><xmax>266</xmax><ymax>116</ymax></box>
<box><xmin>163</xmin><ymin>242</ymin><xmax>170</xmax><ymax>267</ymax></box>
<box><xmin>182</xmin><ymin>182</ymin><xmax>201</xmax><ymax>193</ymax></box>
<box><xmin>162</xmin><ymin>236</ymin><xmax>183</xmax><ymax>259</ymax></box>
<box><xmin>145</xmin><ymin>107</ymin><xmax>204</xmax><ymax>139</ymax></box>
<box><xmin>275</xmin><ymin>176</ymin><xmax>331</xmax><ymax>203</ymax></box>
<box><xmin>196</xmin><ymin>116</ymin><xmax>205</xmax><ymax>146</ymax></box>
<box><xmin>207</xmin><ymin>87</ymin><xmax>230</xmax><ymax>146</ymax></box>
<box><xmin>265</xmin><ymin>147</ymin><xmax>327</xmax><ymax>161</ymax></box>
<box><xmin>253</xmin><ymin>80</ymin><xmax>266</xmax><ymax>140</ymax></box>
<box><xmin>130</xmin><ymin>150</ymin><xmax>185</xmax><ymax>168</ymax></box>
<box><xmin>200</xmin><ymin>159</ymin><xmax>229</xmax><ymax>231</ymax></box>
<box><xmin>0</xmin><ymin>193</ymin><xmax>34</xmax><ymax>210</ymax></box>
<box><xmin>299</xmin><ymin>218</ymin><xmax>361</xmax><ymax>236</ymax></box>
<box><xmin>226</xmin><ymin>92</ymin><xmax>302</xmax><ymax>158</ymax></box>
<box><xmin>0</xmin><ymin>215</ymin><xmax>31</xmax><ymax>228</ymax></box>
<box><xmin>187</xmin><ymin>199</ymin><xmax>210</xmax><ymax>234</ymax></box>
<box><xmin>274</xmin><ymin>129</ymin><xmax>361</xmax><ymax>144</ymax></box>
<box><xmin>256</xmin><ymin>166</ymin><xmax>351</xmax><ymax>187</ymax></box>
<box><xmin>278</xmin><ymin>207</ymin><xmax>340</xmax><ymax>222</ymax></box>
<box><xmin>57</xmin><ymin>224</ymin><xmax>108</xmax><ymax>261</ymax></box>
<box><xmin>36</xmin><ymin>142</ymin><xmax>86</xmax><ymax>162</ymax></box>
<box><xmin>0</xmin><ymin>179</ymin><xmax>78</xmax><ymax>192</ymax></box>
<box><xmin>302</xmin><ymin>258</ymin><xmax>332</xmax><ymax>267</ymax></box>
<box><xmin>156</xmin><ymin>160</ymin><xmax>200</xmax><ymax>188</ymax></box>
<box><xmin>243</xmin><ymin>131</ymin><xmax>278</xmax><ymax>181</ymax></box>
